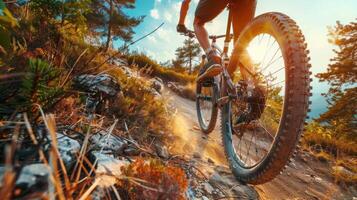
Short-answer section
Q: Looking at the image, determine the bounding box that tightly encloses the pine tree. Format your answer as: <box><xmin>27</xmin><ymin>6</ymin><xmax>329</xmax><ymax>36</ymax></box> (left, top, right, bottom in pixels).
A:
<box><xmin>86</xmin><ymin>0</ymin><xmax>143</xmax><ymax>51</ymax></box>
<box><xmin>173</xmin><ymin>38</ymin><xmax>201</xmax><ymax>74</ymax></box>
<box><xmin>316</xmin><ymin>20</ymin><xmax>357</xmax><ymax>140</ymax></box>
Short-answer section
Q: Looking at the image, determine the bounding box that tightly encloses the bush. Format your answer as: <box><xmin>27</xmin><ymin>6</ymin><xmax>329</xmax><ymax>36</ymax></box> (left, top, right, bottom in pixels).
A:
<box><xmin>120</xmin><ymin>158</ymin><xmax>188</xmax><ymax>200</ymax></box>
<box><xmin>303</xmin><ymin>122</ymin><xmax>357</xmax><ymax>156</ymax></box>
<box><xmin>0</xmin><ymin>58</ymin><xmax>64</xmax><ymax>119</ymax></box>
<box><xmin>127</xmin><ymin>53</ymin><xmax>195</xmax><ymax>85</ymax></box>
<box><xmin>99</xmin><ymin>65</ymin><xmax>170</xmax><ymax>141</ymax></box>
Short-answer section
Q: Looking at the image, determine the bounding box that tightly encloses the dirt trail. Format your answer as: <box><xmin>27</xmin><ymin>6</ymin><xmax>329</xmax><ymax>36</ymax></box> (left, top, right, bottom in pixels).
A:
<box><xmin>163</xmin><ymin>88</ymin><xmax>353</xmax><ymax>200</ymax></box>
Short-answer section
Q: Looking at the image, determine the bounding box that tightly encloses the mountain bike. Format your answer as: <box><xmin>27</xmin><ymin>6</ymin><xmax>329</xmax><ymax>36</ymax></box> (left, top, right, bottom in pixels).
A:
<box><xmin>183</xmin><ymin>6</ymin><xmax>312</xmax><ymax>184</ymax></box>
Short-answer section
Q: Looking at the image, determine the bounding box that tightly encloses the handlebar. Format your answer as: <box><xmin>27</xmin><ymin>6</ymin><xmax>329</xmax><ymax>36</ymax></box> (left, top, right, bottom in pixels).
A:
<box><xmin>182</xmin><ymin>30</ymin><xmax>196</xmax><ymax>38</ymax></box>
<box><xmin>182</xmin><ymin>29</ymin><xmax>233</xmax><ymax>41</ymax></box>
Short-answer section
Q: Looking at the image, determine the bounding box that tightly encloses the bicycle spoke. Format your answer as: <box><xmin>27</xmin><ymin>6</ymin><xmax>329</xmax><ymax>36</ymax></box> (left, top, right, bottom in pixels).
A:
<box><xmin>260</xmin><ymin>43</ymin><xmax>280</xmax><ymax>72</ymax></box>
<box><xmin>259</xmin><ymin>54</ymin><xmax>283</xmax><ymax>75</ymax></box>
<box><xmin>259</xmin><ymin>35</ymin><xmax>273</xmax><ymax>68</ymax></box>
<box><xmin>230</xmin><ymin>31</ymin><xmax>286</xmax><ymax>169</ymax></box>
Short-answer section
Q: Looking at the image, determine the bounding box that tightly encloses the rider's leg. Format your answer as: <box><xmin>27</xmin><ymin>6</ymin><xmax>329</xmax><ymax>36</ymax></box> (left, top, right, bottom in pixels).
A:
<box><xmin>231</xmin><ymin>0</ymin><xmax>257</xmax><ymax>80</ymax></box>
<box><xmin>231</xmin><ymin>0</ymin><xmax>257</xmax><ymax>42</ymax></box>
<box><xmin>193</xmin><ymin>18</ymin><xmax>211</xmax><ymax>53</ymax></box>
<box><xmin>194</xmin><ymin>0</ymin><xmax>228</xmax><ymax>81</ymax></box>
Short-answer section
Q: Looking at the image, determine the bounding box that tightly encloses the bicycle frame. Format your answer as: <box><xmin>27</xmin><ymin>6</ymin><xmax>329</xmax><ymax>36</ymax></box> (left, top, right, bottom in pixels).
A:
<box><xmin>213</xmin><ymin>4</ymin><xmax>243</xmax><ymax>107</ymax></box>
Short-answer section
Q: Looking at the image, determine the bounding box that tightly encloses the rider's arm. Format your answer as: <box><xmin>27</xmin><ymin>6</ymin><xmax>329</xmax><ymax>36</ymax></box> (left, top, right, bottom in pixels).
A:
<box><xmin>179</xmin><ymin>0</ymin><xmax>191</xmax><ymax>25</ymax></box>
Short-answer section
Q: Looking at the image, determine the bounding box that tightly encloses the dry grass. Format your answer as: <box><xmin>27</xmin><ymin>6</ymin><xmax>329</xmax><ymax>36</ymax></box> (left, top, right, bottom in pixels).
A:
<box><xmin>1</xmin><ymin>108</ymin><xmax>187</xmax><ymax>199</ymax></box>
<box><xmin>302</xmin><ymin>122</ymin><xmax>357</xmax><ymax>185</ymax></box>
<box><xmin>96</xmin><ymin>65</ymin><xmax>171</xmax><ymax>142</ymax></box>
<box><xmin>303</xmin><ymin>122</ymin><xmax>357</xmax><ymax>156</ymax></box>
<box><xmin>120</xmin><ymin>158</ymin><xmax>188</xmax><ymax>200</ymax></box>
<box><xmin>179</xmin><ymin>82</ymin><xmax>196</xmax><ymax>101</ymax></box>
<box><xmin>127</xmin><ymin>53</ymin><xmax>195</xmax><ymax>85</ymax></box>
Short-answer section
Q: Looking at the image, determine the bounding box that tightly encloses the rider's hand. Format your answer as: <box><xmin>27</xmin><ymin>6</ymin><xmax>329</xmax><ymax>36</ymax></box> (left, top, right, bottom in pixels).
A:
<box><xmin>177</xmin><ymin>24</ymin><xmax>188</xmax><ymax>33</ymax></box>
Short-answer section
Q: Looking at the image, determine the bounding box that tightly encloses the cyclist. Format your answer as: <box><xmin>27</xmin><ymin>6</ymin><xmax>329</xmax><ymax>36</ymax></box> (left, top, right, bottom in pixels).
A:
<box><xmin>177</xmin><ymin>0</ymin><xmax>257</xmax><ymax>82</ymax></box>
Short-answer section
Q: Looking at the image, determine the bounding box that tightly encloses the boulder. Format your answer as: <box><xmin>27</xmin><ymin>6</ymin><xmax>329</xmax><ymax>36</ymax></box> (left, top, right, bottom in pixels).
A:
<box><xmin>74</xmin><ymin>74</ymin><xmax>121</xmax><ymax>97</ymax></box>
<box><xmin>147</xmin><ymin>87</ymin><xmax>161</xmax><ymax>98</ymax></box>
<box><xmin>57</xmin><ymin>133</ymin><xmax>81</xmax><ymax>170</ymax></box>
<box><xmin>90</xmin><ymin>131</ymin><xmax>128</xmax><ymax>155</ymax></box>
<box><xmin>167</xmin><ymin>82</ymin><xmax>179</xmax><ymax>92</ymax></box>
<box><xmin>154</xmin><ymin>141</ymin><xmax>169</xmax><ymax>159</ymax></box>
<box><xmin>202</xmin><ymin>182</ymin><xmax>214</xmax><ymax>194</ymax></box>
<box><xmin>150</xmin><ymin>78</ymin><xmax>164</xmax><ymax>94</ymax></box>
<box><xmin>0</xmin><ymin>164</ymin><xmax>49</xmax><ymax>198</ymax></box>
<box><xmin>90</xmin><ymin>152</ymin><xmax>130</xmax><ymax>199</ymax></box>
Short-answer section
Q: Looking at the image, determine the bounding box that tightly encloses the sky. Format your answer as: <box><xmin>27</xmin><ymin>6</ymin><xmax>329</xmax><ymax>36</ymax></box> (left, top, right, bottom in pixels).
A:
<box><xmin>119</xmin><ymin>0</ymin><xmax>357</xmax><ymax>118</ymax></box>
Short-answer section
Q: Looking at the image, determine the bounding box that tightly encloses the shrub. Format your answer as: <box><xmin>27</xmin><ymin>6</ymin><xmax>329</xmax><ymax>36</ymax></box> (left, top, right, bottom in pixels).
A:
<box><xmin>0</xmin><ymin>58</ymin><xmax>64</xmax><ymax>119</ymax></box>
<box><xmin>120</xmin><ymin>158</ymin><xmax>188</xmax><ymax>200</ymax></box>
<box><xmin>303</xmin><ymin>122</ymin><xmax>357</xmax><ymax>156</ymax></box>
<box><xmin>127</xmin><ymin>53</ymin><xmax>195</xmax><ymax>85</ymax></box>
<box><xmin>99</xmin><ymin>65</ymin><xmax>170</xmax><ymax>141</ymax></box>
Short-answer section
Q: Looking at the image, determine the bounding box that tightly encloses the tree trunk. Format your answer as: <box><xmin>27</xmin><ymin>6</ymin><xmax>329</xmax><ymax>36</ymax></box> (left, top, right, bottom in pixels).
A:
<box><xmin>188</xmin><ymin>39</ymin><xmax>192</xmax><ymax>74</ymax></box>
<box><xmin>104</xmin><ymin>0</ymin><xmax>114</xmax><ymax>52</ymax></box>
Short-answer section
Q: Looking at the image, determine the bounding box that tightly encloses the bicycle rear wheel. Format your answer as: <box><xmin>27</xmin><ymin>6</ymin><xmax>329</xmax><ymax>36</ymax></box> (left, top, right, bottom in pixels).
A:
<box><xmin>196</xmin><ymin>79</ymin><xmax>219</xmax><ymax>134</ymax></box>
<box><xmin>221</xmin><ymin>12</ymin><xmax>312</xmax><ymax>184</ymax></box>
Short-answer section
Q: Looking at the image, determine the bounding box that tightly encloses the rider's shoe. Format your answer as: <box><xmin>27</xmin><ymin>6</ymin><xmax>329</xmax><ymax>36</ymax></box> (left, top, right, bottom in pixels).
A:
<box><xmin>196</xmin><ymin>51</ymin><xmax>222</xmax><ymax>82</ymax></box>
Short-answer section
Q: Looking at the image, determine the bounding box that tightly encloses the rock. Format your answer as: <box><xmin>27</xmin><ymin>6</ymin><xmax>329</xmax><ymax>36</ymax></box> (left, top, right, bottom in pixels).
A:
<box><xmin>332</xmin><ymin>166</ymin><xmax>355</xmax><ymax>177</ymax></box>
<box><xmin>154</xmin><ymin>77</ymin><xmax>164</xmax><ymax>85</ymax></box>
<box><xmin>207</xmin><ymin>158</ymin><xmax>215</xmax><ymax>164</ymax></box>
<box><xmin>201</xmin><ymin>196</ymin><xmax>209</xmax><ymax>200</ymax></box>
<box><xmin>57</xmin><ymin>133</ymin><xmax>81</xmax><ymax>170</ymax></box>
<box><xmin>214</xmin><ymin>165</ymin><xmax>231</xmax><ymax>174</ymax></box>
<box><xmin>119</xmin><ymin>65</ymin><xmax>134</xmax><ymax>77</ymax></box>
<box><xmin>202</xmin><ymin>182</ymin><xmax>214</xmax><ymax>194</ymax></box>
<box><xmin>123</xmin><ymin>146</ymin><xmax>140</xmax><ymax>156</ymax></box>
<box><xmin>16</xmin><ymin>164</ymin><xmax>49</xmax><ymax>190</ymax></box>
<box><xmin>150</xmin><ymin>78</ymin><xmax>164</xmax><ymax>94</ymax></box>
<box><xmin>193</xmin><ymin>152</ymin><xmax>201</xmax><ymax>159</ymax></box>
<box><xmin>168</xmin><ymin>82</ymin><xmax>179</xmax><ymax>92</ymax></box>
<box><xmin>74</xmin><ymin>74</ymin><xmax>121</xmax><ymax>97</ymax></box>
<box><xmin>186</xmin><ymin>187</ymin><xmax>196</xmax><ymax>200</ymax></box>
<box><xmin>91</xmin><ymin>152</ymin><xmax>130</xmax><ymax>199</ymax></box>
<box><xmin>112</xmin><ymin>57</ymin><xmax>128</xmax><ymax>66</ymax></box>
<box><xmin>0</xmin><ymin>164</ymin><xmax>50</xmax><ymax>198</ymax></box>
<box><xmin>154</xmin><ymin>142</ymin><xmax>169</xmax><ymax>159</ymax></box>
<box><xmin>73</xmin><ymin>74</ymin><xmax>122</xmax><ymax>113</ymax></box>
<box><xmin>90</xmin><ymin>131</ymin><xmax>128</xmax><ymax>155</ymax></box>
<box><xmin>147</xmin><ymin>87</ymin><xmax>161</xmax><ymax>97</ymax></box>
<box><xmin>91</xmin><ymin>152</ymin><xmax>130</xmax><ymax>187</ymax></box>
<box><xmin>209</xmin><ymin>172</ymin><xmax>233</xmax><ymax>186</ymax></box>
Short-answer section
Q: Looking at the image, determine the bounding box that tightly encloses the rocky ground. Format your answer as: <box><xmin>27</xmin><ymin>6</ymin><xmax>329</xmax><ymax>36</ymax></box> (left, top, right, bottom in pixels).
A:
<box><xmin>0</xmin><ymin>61</ymin><xmax>356</xmax><ymax>200</ymax></box>
<box><xmin>165</xmin><ymin>88</ymin><xmax>357</xmax><ymax>200</ymax></box>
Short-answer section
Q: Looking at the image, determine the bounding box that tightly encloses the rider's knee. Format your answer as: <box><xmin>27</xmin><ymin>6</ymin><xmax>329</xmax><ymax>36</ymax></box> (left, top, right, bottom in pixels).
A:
<box><xmin>193</xmin><ymin>17</ymin><xmax>205</xmax><ymax>28</ymax></box>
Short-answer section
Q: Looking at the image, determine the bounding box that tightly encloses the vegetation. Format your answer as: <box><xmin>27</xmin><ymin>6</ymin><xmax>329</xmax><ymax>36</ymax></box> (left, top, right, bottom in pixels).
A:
<box><xmin>172</xmin><ymin>37</ymin><xmax>201</xmax><ymax>74</ymax></box>
<box><xmin>120</xmin><ymin>158</ymin><xmax>188</xmax><ymax>200</ymax></box>
<box><xmin>102</xmin><ymin>65</ymin><xmax>170</xmax><ymax>140</ymax></box>
<box><xmin>0</xmin><ymin>1</ymin><xmax>188</xmax><ymax>199</ymax></box>
<box><xmin>127</xmin><ymin>53</ymin><xmax>196</xmax><ymax>84</ymax></box>
<box><xmin>302</xmin><ymin>20</ymin><xmax>357</xmax><ymax>184</ymax></box>
<box><xmin>303</xmin><ymin>20</ymin><xmax>357</xmax><ymax>155</ymax></box>
<box><xmin>86</xmin><ymin>0</ymin><xmax>143</xmax><ymax>51</ymax></box>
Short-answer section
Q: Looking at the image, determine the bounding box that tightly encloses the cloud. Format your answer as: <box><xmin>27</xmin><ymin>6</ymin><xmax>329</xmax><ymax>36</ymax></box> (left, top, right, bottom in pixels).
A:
<box><xmin>164</xmin><ymin>11</ymin><xmax>173</xmax><ymax>22</ymax></box>
<box><xmin>150</xmin><ymin>9</ymin><xmax>160</xmax><ymax>19</ymax></box>
<box><xmin>148</xmin><ymin>35</ymin><xmax>158</xmax><ymax>43</ymax></box>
